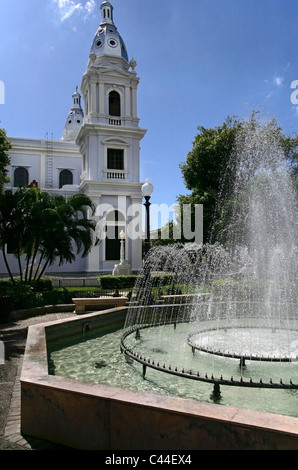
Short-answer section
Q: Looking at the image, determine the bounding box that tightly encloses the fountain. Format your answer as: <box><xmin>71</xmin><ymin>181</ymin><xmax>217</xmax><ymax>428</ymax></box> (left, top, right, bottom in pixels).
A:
<box><xmin>22</xmin><ymin>119</ymin><xmax>298</xmax><ymax>449</ymax></box>
<box><xmin>121</xmin><ymin>120</ymin><xmax>298</xmax><ymax>398</ymax></box>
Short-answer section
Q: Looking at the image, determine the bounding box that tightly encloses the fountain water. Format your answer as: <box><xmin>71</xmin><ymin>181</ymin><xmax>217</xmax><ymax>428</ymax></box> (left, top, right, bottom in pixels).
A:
<box><xmin>121</xmin><ymin>120</ymin><xmax>298</xmax><ymax>397</ymax></box>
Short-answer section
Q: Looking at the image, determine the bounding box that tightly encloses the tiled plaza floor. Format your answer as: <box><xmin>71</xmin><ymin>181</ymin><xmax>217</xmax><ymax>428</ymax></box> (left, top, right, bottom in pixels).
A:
<box><xmin>0</xmin><ymin>312</ymin><xmax>75</xmax><ymax>450</ymax></box>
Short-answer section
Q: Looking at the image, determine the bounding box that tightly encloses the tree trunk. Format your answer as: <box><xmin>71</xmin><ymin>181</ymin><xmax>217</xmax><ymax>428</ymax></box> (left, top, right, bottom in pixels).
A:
<box><xmin>2</xmin><ymin>248</ymin><xmax>15</xmax><ymax>283</ymax></box>
<box><xmin>36</xmin><ymin>258</ymin><xmax>50</xmax><ymax>281</ymax></box>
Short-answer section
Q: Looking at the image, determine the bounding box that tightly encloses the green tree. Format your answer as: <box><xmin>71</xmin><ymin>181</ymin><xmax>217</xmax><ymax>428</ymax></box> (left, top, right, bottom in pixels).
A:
<box><xmin>282</xmin><ymin>131</ymin><xmax>298</xmax><ymax>189</ymax></box>
<box><xmin>0</xmin><ymin>129</ymin><xmax>11</xmax><ymax>192</ymax></box>
<box><xmin>178</xmin><ymin>116</ymin><xmax>242</xmax><ymax>242</ymax></box>
<box><xmin>215</xmin><ymin>116</ymin><xmax>298</xmax><ymax>247</ymax></box>
<box><xmin>0</xmin><ymin>187</ymin><xmax>97</xmax><ymax>283</ymax></box>
<box><xmin>178</xmin><ymin>113</ymin><xmax>298</xmax><ymax>243</ymax></box>
<box><xmin>150</xmin><ymin>220</ymin><xmax>175</xmax><ymax>247</ymax></box>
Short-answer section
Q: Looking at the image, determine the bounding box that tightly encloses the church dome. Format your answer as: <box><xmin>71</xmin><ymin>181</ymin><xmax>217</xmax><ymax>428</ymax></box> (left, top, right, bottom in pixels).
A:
<box><xmin>62</xmin><ymin>88</ymin><xmax>84</xmax><ymax>142</ymax></box>
<box><xmin>90</xmin><ymin>1</ymin><xmax>129</xmax><ymax>62</ymax></box>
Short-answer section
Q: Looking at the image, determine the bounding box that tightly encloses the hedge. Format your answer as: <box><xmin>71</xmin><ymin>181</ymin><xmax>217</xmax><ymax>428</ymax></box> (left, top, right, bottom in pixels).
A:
<box><xmin>98</xmin><ymin>274</ymin><xmax>174</xmax><ymax>290</ymax></box>
<box><xmin>98</xmin><ymin>275</ymin><xmax>141</xmax><ymax>290</ymax></box>
<box><xmin>0</xmin><ymin>278</ymin><xmax>54</xmax><ymax>310</ymax></box>
<box><xmin>0</xmin><ymin>278</ymin><xmax>53</xmax><ymax>292</ymax></box>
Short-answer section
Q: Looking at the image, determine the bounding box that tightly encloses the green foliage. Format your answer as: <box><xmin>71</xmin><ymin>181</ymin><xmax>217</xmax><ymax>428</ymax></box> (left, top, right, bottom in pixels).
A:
<box><xmin>0</xmin><ymin>129</ymin><xmax>11</xmax><ymax>193</ymax></box>
<box><xmin>0</xmin><ymin>278</ymin><xmax>54</xmax><ymax>309</ymax></box>
<box><xmin>165</xmin><ymin>285</ymin><xmax>183</xmax><ymax>296</ymax></box>
<box><xmin>0</xmin><ymin>277</ymin><xmax>53</xmax><ymax>292</ymax></box>
<box><xmin>0</xmin><ymin>281</ymin><xmax>103</xmax><ymax>310</ymax></box>
<box><xmin>69</xmin><ymin>288</ymin><xmax>105</xmax><ymax>298</ymax></box>
<box><xmin>98</xmin><ymin>274</ymin><xmax>174</xmax><ymax>290</ymax></box>
<box><xmin>178</xmin><ymin>116</ymin><xmax>242</xmax><ymax>242</ymax></box>
<box><xmin>99</xmin><ymin>275</ymin><xmax>141</xmax><ymax>290</ymax></box>
<box><xmin>276</xmin><ymin>127</ymin><xmax>298</xmax><ymax>184</ymax></box>
<box><xmin>0</xmin><ymin>187</ymin><xmax>97</xmax><ymax>284</ymax></box>
<box><xmin>152</xmin><ymin>274</ymin><xmax>174</xmax><ymax>286</ymax></box>
<box><xmin>0</xmin><ymin>279</ymin><xmax>11</xmax><ymax>292</ymax></box>
<box><xmin>211</xmin><ymin>277</ymin><xmax>266</xmax><ymax>301</ymax></box>
<box><xmin>150</xmin><ymin>221</ymin><xmax>178</xmax><ymax>247</ymax></box>
<box><xmin>180</xmin><ymin>116</ymin><xmax>241</xmax><ymax>194</ymax></box>
<box><xmin>30</xmin><ymin>278</ymin><xmax>54</xmax><ymax>292</ymax></box>
<box><xmin>0</xmin><ymin>281</ymin><xmax>42</xmax><ymax>310</ymax></box>
<box><xmin>41</xmin><ymin>288</ymin><xmax>72</xmax><ymax>306</ymax></box>
<box><xmin>0</xmin><ymin>280</ymin><xmax>136</xmax><ymax>311</ymax></box>
<box><xmin>177</xmin><ymin>113</ymin><xmax>298</xmax><ymax>244</ymax></box>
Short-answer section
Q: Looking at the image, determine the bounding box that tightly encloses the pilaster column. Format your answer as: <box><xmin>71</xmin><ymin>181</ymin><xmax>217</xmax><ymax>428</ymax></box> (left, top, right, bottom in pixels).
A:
<box><xmin>132</xmin><ymin>86</ymin><xmax>137</xmax><ymax>118</ymax></box>
<box><xmin>125</xmin><ymin>85</ymin><xmax>131</xmax><ymax>117</ymax></box>
<box><xmin>99</xmin><ymin>83</ymin><xmax>105</xmax><ymax>114</ymax></box>
<box><xmin>90</xmin><ymin>82</ymin><xmax>97</xmax><ymax>114</ymax></box>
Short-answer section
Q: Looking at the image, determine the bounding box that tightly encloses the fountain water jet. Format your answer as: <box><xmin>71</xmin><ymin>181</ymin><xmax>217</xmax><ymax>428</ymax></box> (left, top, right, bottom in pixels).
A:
<box><xmin>40</xmin><ymin>120</ymin><xmax>298</xmax><ymax>448</ymax></box>
<box><xmin>121</xmin><ymin>120</ymin><xmax>298</xmax><ymax>397</ymax></box>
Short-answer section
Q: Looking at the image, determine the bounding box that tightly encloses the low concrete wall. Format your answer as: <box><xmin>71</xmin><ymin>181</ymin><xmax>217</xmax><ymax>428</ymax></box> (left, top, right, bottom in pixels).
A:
<box><xmin>72</xmin><ymin>296</ymin><xmax>128</xmax><ymax>314</ymax></box>
<box><xmin>10</xmin><ymin>304</ymin><xmax>75</xmax><ymax>321</ymax></box>
<box><xmin>21</xmin><ymin>309</ymin><xmax>298</xmax><ymax>450</ymax></box>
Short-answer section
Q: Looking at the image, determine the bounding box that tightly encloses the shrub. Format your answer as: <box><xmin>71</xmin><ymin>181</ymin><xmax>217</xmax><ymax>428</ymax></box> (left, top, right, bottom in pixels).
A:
<box><xmin>30</xmin><ymin>278</ymin><xmax>54</xmax><ymax>292</ymax></box>
<box><xmin>165</xmin><ymin>286</ymin><xmax>183</xmax><ymax>296</ymax></box>
<box><xmin>151</xmin><ymin>274</ymin><xmax>175</xmax><ymax>287</ymax></box>
<box><xmin>70</xmin><ymin>289</ymin><xmax>104</xmax><ymax>298</ymax></box>
<box><xmin>0</xmin><ymin>278</ymin><xmax>57</xmax><ymax>309</ymax></box>
<box><xmin>41</xmin><ymin>288</ymin><xmax>73</xmax><ymax>306</ymax></box>
<box><xmin>211</xmin><ymin>277</ymin><xmax>266</xmax><ymax>301</ymax></box>
<box><xmin>99</xmin><ymin>275</ymin><xmax>140</xmax><ymax>290</ymax></box>
<box><xmin>0</xmin><ymin>280</ymin><xmax>11</xmax><ymax>295</ymax></box>
<box><xmin>98</xmin><ymin>274</ymin><xmax>175</xmax><ymax>290</ymax></box>
<box><xmin>6</xmin><ymin>282</ymin><xmax>43</xmax><ymax>310</ymax></box>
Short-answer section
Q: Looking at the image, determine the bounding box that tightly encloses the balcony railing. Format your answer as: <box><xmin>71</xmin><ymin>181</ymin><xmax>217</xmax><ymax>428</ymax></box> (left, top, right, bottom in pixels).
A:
<box><xmin>107</xmin><ymin>171</ymin><xmax>126</xmax><ymax>180</ymax></box>
<box><xmin>109</xmin><ymin>118</ymin><xmax>122</xmax><ymax>126</ymax></box>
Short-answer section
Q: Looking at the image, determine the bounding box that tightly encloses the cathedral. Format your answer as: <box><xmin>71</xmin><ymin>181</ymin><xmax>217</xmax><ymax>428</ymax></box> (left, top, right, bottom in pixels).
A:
<box><xmin>1</xmin><ymin>1</ymin><xmax>147</xmax><ymax>276</ymax></box>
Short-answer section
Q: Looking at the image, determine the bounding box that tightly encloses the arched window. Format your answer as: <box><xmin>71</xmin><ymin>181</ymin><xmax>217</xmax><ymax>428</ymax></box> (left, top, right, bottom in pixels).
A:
<box><xmin>59</xmin><ymin>169</ymin><xmax>73</xmax><ymax>188</ymax></box>
<box><xmin>14</xmin><ymin>167</ymin><xmax>29</xmax><ymax>187</ymax></box>
<box><xmin>109</xmin><ymin>91</ymin><xmax>121</xmax><ymax>117</ymax></box>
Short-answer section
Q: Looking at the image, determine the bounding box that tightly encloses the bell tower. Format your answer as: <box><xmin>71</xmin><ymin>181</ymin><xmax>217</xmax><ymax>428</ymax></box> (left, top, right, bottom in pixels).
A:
<box><xmin>62</xmin><ymin>87</ymin><xmax>84</xmax><ymax>142</ymax></box>
<box><xmin>77</xmin><ymin>0</ymin><xmax>146</xmax><ymax>273</ymax></box>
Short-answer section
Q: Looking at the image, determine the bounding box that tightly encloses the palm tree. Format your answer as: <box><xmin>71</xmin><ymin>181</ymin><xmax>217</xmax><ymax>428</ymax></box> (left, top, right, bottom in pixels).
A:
<box><xmin>34</xmin><ymin>193</ymin><xmax>97</xmax><ymax>281</ymax></box>
<box><xmin>0</xmin><ymin>188</ymin><xmax>97</xmax><ymax>283</ymax></box>
<box><xmin>0</xmin><ymin>189</ymin><xmax>18</xmax><ymax>282</ymax></box>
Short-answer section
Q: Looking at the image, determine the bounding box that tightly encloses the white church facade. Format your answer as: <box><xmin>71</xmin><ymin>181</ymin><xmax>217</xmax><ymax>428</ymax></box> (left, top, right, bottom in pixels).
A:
<box><xmin>1</xmin><ymin>1</ymin><xmax>147</xmax><ymax>276</ymax></box>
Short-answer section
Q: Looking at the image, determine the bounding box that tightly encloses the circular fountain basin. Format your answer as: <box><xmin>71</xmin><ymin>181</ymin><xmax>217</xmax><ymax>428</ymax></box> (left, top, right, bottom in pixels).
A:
<box><xmin>188</xmin><ymin>326</ymin><xmax>298</xmax><ymax>362</ymax></box>
<box><xmin>21</xmin><ymin>308</ymin><xmax>298</xmax><ymax>449</ymax></box>
<box><xmin>48</xmin><ymin>307</ymin><xmax>298</xmax><ymax>416</ymax></box>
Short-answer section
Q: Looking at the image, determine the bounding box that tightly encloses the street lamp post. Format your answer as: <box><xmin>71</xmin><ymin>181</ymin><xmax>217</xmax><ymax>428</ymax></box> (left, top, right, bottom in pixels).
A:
<box><xmin>112</xmin><ymin>229</ymin><xmax>131</xmax><ymax>276</ymax></box>
<box><xmin>119</xmin><ymin>230</ymin><xmax>125</xmax><ymax>265</ymax></box>
<box><xmin>141</xmin><ymin>178</ymin><xmax>154</xmax><ymax>255</ymax></box>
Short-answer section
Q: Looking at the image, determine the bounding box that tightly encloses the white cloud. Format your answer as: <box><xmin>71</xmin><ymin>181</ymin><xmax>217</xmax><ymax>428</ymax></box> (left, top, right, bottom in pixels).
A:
<box><xmin>263</xmin><ymin>72</ymin><xmax>286</xmax><ymax>103</ymax></box>
<box><xmin>273</xmin><ymin>75</ymin><xmax>284</xmax><ymax>87</ymax></box>
<box><xmin>85</xmin><ymin>0</ymin><xmax>96</xmax><ymax>14</ymax></box>
<box><xmin>54</xmin><ymin>0</ymin><xmax>96</xmax><ymax>22</ymax></box>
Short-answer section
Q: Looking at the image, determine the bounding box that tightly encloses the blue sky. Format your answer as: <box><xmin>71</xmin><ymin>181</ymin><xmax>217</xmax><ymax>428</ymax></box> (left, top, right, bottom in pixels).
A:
<box><xmin>0</xmin><ymin>0</ymin><xmax>298</xmax><ymax>216</ymax></box>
